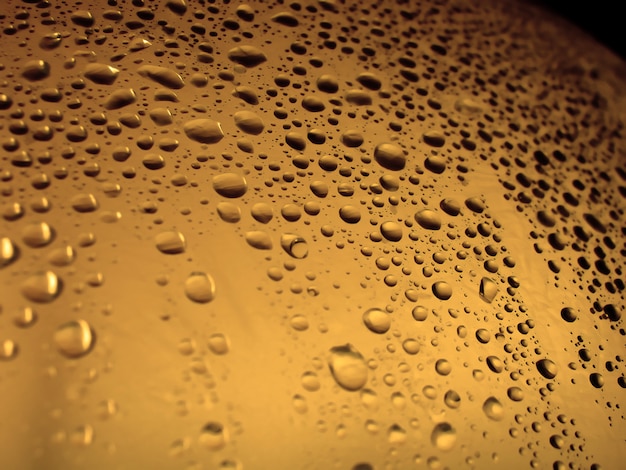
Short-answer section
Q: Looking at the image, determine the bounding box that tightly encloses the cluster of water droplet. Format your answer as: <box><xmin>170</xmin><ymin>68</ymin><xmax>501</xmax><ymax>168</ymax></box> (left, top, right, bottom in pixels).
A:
<box><xmin>0</xmin><ymin>0</ymin><xmax>624</xmax><ymax>468</ymax></box>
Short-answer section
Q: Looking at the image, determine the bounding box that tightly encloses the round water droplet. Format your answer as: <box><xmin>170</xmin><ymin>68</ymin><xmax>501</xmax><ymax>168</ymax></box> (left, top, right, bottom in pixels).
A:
<box><xmin>411</xmin><ymin>305</ymin><xmax>428</xmax><ymax>321</ymax></box>
<box><xmin>208</xmin><ymin>334</ymin><xmax>230</xmax><ymax>355</ymax></box>
<box><xmin>70</xmin><ymin>193</ymin><xmax>99</xmax><ymax>213</ymax></box>
<box><xmin>435</xmin><ymin>359</ymin><xmax>452</xmax><ymax>376</ymax></box>
<box><xmin>380</xmin><ymin>221</ymin><xmax>403</xmax><ymax>242</ymax></box>
<box><xmin>184</xmin><ymin>272</ymin><xmax>216</xmax><ymax>303</ymax></box>
<box><xmin>536</xmin><ymin>359</ymin><xmax>557</xmax><ymax>379</ymax></box>
<box><xmin>339</xmin><ymin>205</ymin><xmax>361</xmax><ymax>224</ymax></box>
<box><xmin>402</xmin><ymin>339</ymin><xmax>420</xmax><ymax>355</ymax></box>
<box><xmin>362</xmin><ymin>308</ymin><xmax>390</xmax><ymax>334</ymax></box>
<box><xmin>280</xmin><ymin>234</ymin><xmax>308</xmax><ymax>259</ymax></box>
<box><xmin>374</xmin><ymin>142</ymin><xmax>405</xmax><ymax>171</ymax></box>
<box><xmin>482</xmin><ymin>396</ymin><xmax>504</xmax><ymax>421</ymax></box>
<box><xmin>22</xmin><ymin>222</ymin><xmax>53</xmax><ymax>248</ymax></box>
<box><xmin>22</xmin><ymin>60</ymin><xmax>50</xmax><ymax>81</ymax></box>
<box><xmin>213</xmin><ymin>173</ymin><xmax>248</xmax><ymax>198</ymax></box>
<box><xmin>444</xmin><ymin>390</ymin><xmax>461</xmax><ymax>409</ymax></box>
<box><xmin>155</xmin><ymin>231</ymin><xmax>186</xmax><ymax>254</ymax></box>
<box><xmin>21</xmin><ymin>271</ymin><xmax>61</xmax><ymax>303</ymax></box>
<box><xmin>432</xmin><ymin>281</ymin><xmax>452</xmax><ymax>300</ymax></box>
<box><xmin>290</xmin><ymin>314</ymin><xmax>309</xmax><ymax>331</ymax></box>
<box><xmin>328</xmin><ymin>344</ymin><xmax>368</xmax><ymax>391</ymax></box>
<box><xmin>431</xmin><ymin>422</ymin><xmax>456</xmax><ymax>451</ymax></box>
<box><xmin>54</xmin><ymin>320</ymin><xmax>94</xmax><ymax>358</ymax></box>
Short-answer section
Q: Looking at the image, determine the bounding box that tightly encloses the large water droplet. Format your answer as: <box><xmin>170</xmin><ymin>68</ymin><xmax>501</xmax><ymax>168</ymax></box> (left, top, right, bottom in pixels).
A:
<box><xmin>431</xmin><ymin>422</ymin><xmax>456</xmax><ymax>451</ymax></box>
<box><xmin>155</xmin><ymin>231</ymin><xmax>186</xmax><ymax>254</ymax></box>
<box><xmin>482</xmin><ymin>396</ymin><xmax>504</xmax><ymax>420</ymax></box>
<box><xmin>280</xmin><ymin>234</ymin><xmax>308</xmax><ymax>259</ymax></box>
<box><xmin>183</xmin><ymin>119</ymin><xmax>224</xmax><ymax>144</ymax></box>
<box><xmin>21</xmin><ymin>271</ymin><xmax>61</xmax><ymax>303</ymax></box>
<box><xmin>54</xmin><ymin>320</ymin><xmax>94</xmax><ymax>358</ymax></box>
<box><xmin>212</xmin><ymin>173</ymin><xmax>248</xmax><ymax>198</ymax></box>
<box><xmin>184</xmin><ymin>272</ymin><xmax>216</xmax><ymax>303</ymax></box>
<box><xmin>362</xmin><ymin>308</ymin><xmax>391</xmax><ymax>334</ymax></box>
<box><xmin>328</xmin><ymin>344</ymin><xmax>368</xmax><ymax>391</ymax></box>
<box><xmin>373</xmin><ymin>142</ymin><xmax>405</xmax><ymax>171</ymax></box>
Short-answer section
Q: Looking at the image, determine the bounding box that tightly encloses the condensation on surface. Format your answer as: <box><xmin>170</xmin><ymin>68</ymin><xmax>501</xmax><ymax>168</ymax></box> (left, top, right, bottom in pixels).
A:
<box><xmin>0</xmin><ymin>0</ymin><xmax>624</xmax><ymax>469</ymax></box>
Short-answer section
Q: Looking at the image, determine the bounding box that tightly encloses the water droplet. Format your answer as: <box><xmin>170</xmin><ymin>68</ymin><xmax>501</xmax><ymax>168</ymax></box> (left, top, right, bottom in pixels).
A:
<box><xmin>0</xmin><ymin>339</ymin><xmax>18</xmax><ymax>361</ymax></box>
<box><xmin>339</xmin><ymin>205</ymin><xmax>361</xmax><ymax>224</ymax></box>
<box><xmin>184</xmin><ymin>272</ymin><xmax>216</xmax><ymax>303</ymax></box>
<box><xmin>199</xmin><ymin>422</ymin><xmax>227</xmax><ymax>450</ymax></box>
<box><xmin>380</xmin><ymin>221</ymin><xmax>403</xmax><ymax>241</ymax></box>
<box><xmin>374</xmin><ymin>142</ymin><xmax>406</xmax><ymax>171</ymax></box>
<box><xmin>234</xmin><ymin>111</ymin><xmax>264</xmax><ymax>135</ymax></box>
<box><xmin>431</xmin><ymin>422</ymin><xmax>456</xmax><ymax>451</ymax></box>
<box><xmin>21</xmin><ymin>271</ymin><xmax>61</xmax><ymax>303</ymax></box>
<box><xmin>290</xmin><ymin>314</ymin><xmax>309</xmax><ymax>331</ymax></box>
<box><xmin>482</xmin><ymin>397</ymin><xmax>504</xmax><ymax>421</ymax></box>
<box><xmin>301</xmin><ymin>371</ymin><xmax>321</xmax><ymax>391</ymax></box>
<box><xmin>251</xmin><ymin>203</ymin><xmax>273</xmax><ymax>223</ymax></box>
<box><xmin>479</xmin><ymin>277</ymin><xmax>498</xmax><ymax>303</ymax></box>
<box><xmin>432</xmin><ymin>281</ymin><xmax>452</xmax><ymax>300</ymax></box>
<box><xmin>328</xmin><ymin>344</ymin><xmax>368</xmax><ymax>391</ymax></box>
<box><xmin>70</xmin><ymin>193</ymin><xmax>98</xmax><ymax>213</ymax></box>
<box><xmin>245</xmin><ymin>231</ymin><xmax>273</xmax><ymax>250</ymax></box>
<box><xmin>22</xmin><ymin>222</ymin><xmax>53</xmax><ymax>248</ymax></box>
<box><xmin>207</xmin><ymin>334</ymin><xmax>230</xmax><ymax>355</ymax></box>
<box><xmin>183</xmin><ymin>119</ymin><xmax>224</xmax><ymax>144</ymax></box>
<box><xmin>84</xmin><ymin>63</ymin><xmax>120</xmax><ymax>85</ymax></box>
<box><xmin>507</xmin><ymin>387</ymin><xmax>524</xmax><ymax>401</ymax></box>
<box><xmin>227</xmin><ymin>45</ymin><xmax>267</xmax><ymax>67</ymax></box>
<box><xmin>415</xmin><ymin>210</ymin><xmax>442</xmax><ymax>230</ymax></box>
<box><xmin>0</xmin><ymin>237</ymin><xmax>18</xmax><ymax>267</ymax></box>
<box><xmin>213</xmin><ymin>173</ymin><xmax>248</xmax><ymax>198</ymax></box>
<box><xmin>54</xmin><ymin>319</ymin><xmax>94</xmax><ymax>358</ymax></box>
<box><xmin>444</xmin><ymin>390</ymin><xmax>461</xmax><ymax>409</ymax></box>
<box><xmin>137</xmin><ymin>65</ymin><xmax>185</xmax><ymax>89</ymax></box>
<box><xmin>280</xmin><ymin>234</ymin><xmax>308</xmax><ymax>259</ymax></box>
<box><xmin>536</xmin><ymin>358</ymin><xmax>557</xmax><ymax>379</ymax></box>
<box><xmin>22</xmin><ymin>60</ymin><xmax>50</xmax><ymax>81</ymax></box>
<box><xmin>104</xmin><ymin>88</ymin><xmax>137</xmax><ymax>110</ymax></box>
<box><xmin>435</xmin><ymin>359</ymin><xmax>452</xmax><ymax>376</ymax></box>
<box><xmin>411</xmin><ymin>305</ymin><xmax>428</xmax><ymax>321</ymax></box>
<box><xmin>155</xmin><ymin>231</ymin><xmax>186</xmax><ymax>254</ymax></box>
<box><xmin>362</xmin><ymin>308</ymin><xmax>391</xmax><ymax>334</ymax></box>
<box><xmin>217</xmin><ymin>202</ymin><xmax>241</xmax><ymax>223</ymax></box>
<box><xmin>402</xmin><ymin>339</ymin><xmax>420</xmax><ymax>355</ymax></box>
